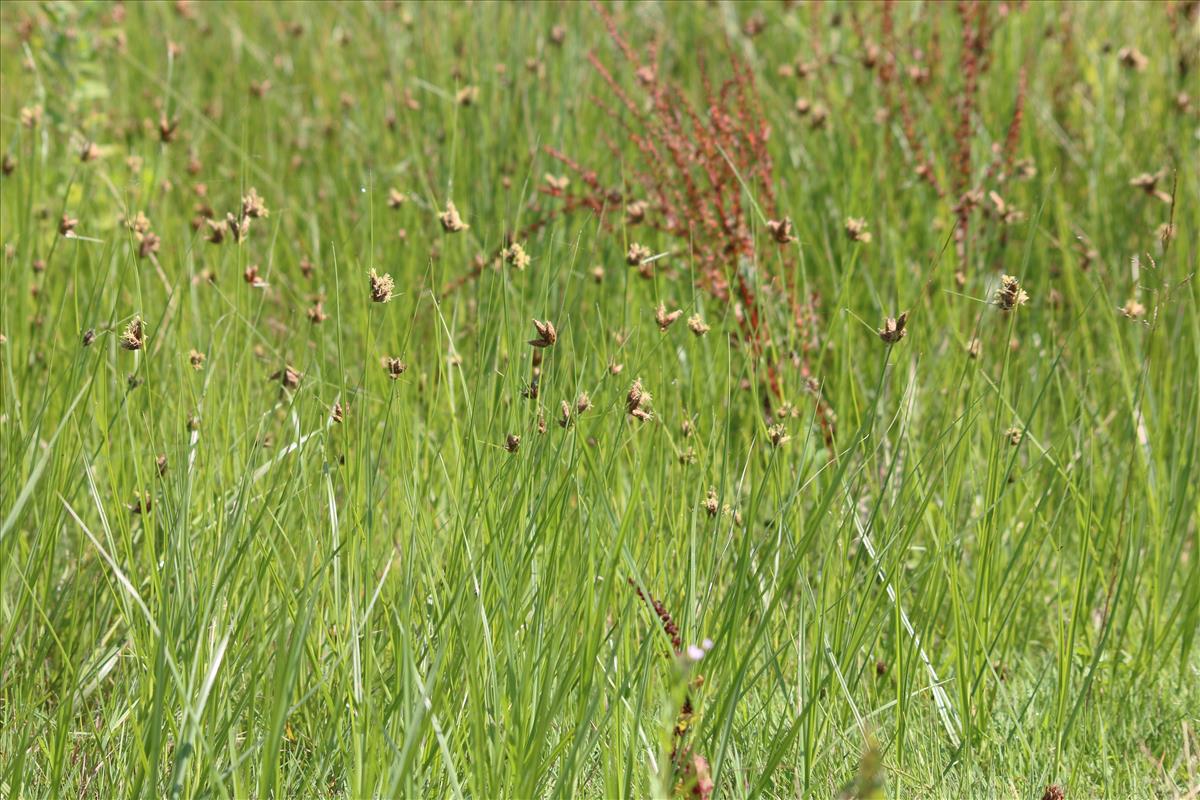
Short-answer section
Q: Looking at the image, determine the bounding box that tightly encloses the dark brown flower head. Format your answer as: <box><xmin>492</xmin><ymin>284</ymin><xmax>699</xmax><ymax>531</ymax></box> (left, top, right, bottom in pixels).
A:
<box><xmin>625</xmin><ymin>200</ymin><xmax>648</xmax><ymax>225</ymax></box>
<box><xmin>307</xmin><ymin>299</ymin><xmax>328</xmax><ymax>324</ymax></box>
<box><xmin>504</xmin><ymin>433</ymin><xmax>521</xmax><ymax>452</ymax></box>
<box><xmin>576</xmin><ymin>392</ymin><xmax>592</xmax><ymax>414</ymax></box>
<box><xmin>590</xmin><ymin>265</ymin><xmax>605</xmax><ymax>283</ymax></box>
<box><xmin>82</xmin><ymin>329</ymin><xmax>97</xmax><ymax>347</ymax></box>
<box><xmin>455</xmin><ymin>86</ymin><xmax>480</xmax><ymax>106</ymax></box>
<box><xmin>995</xmin><ymin>275</ymin><xmax>1029</xmax><ymax>311</ymax></box>
<box><xmin>369</xmin><ymin>269</ymin><xmax>395</xmax><ymax>303</ymax></box>
<box><xmin>878</xmin><ymin>312</ymin><xmax>908</xmax><ymax>344</ymax></box>
<box><xmin>226</xmin><ymin>212</ymin><xmax>249</xmax><ymax>243</ymax></box>
<box><xmin>767</xmin><ymin>423</ymin><xmax>791</xmax><ymax>448</ymax></box>
<box><xmin>1005</xmin><ymin>426</ymin><xmax>1023</xmax><ymax>446</ymax></box>
<box><xmin>331</xmin><ymin>402</ymin><xmax>345</xmax><ymax>423</ymax></box>
<box><xmin>1117</xmin><ymin>46</ymin><xmax>1148</xmax><ymax>71</ymax></box>
<box><xmin>558</xmin><ymin>400</ymin><xmax>572</xmax><ymax>428</ymax></box>
<box><xmin>2</xmin><ymin>153</ymin><xmax>15</xmax><ymax>175</ymax></box>
<box><xmin>766</xmin><ymin>218</ymin><xmax>795</xmax><ymax>244</ymax></box>
<box><xmin>655</xmin><ymin>303</ymin><xmax>682</xmax><ymax>332</ymax></box>
<box><xmin>703</xmin><ymin>487</ymin><xmax>719</xmax><ymax>517</ymax></box>
<box><xmin>128</xmin><ymin>491</ymin><xmax>152</xmax><ymax>515</ymax></box>
<box><xmin>383</xmin><ymin>356</ymin><xmax>407</xmax><ymax>378</ymax></box>
<box><xmin>137</xmin><ymin>230</ymin><xmax>161</xmax><ymax>259</ymax></box>
<box><xmin>79</xmin><ymin>141</ymin><xmax>101</xmax><ymax>163</ymax></box>
<box><xmin>241</xmin><ymin>187</ymin><xmax>268</xmax><ymax>218</ymax></box>
<box><xmin>844</xmin><ymin>217</ymin><xmax>872</xmax><ymax>243</ymax></box>
<box><xmin>271</xmin><ymin>365</ymin><xmax>302</xmax><ymax>390</ymax></box>
<box><xmin>1040</xmin><ymin>786</ymin><xmax>1064</xmax><ymax>800</ymax></box>
<box><xmin>59</xmin><ymin>214</ymin><xmax>79</xmax><ymax>236</ymax></box>
<box><xmin>626</xmin><ymin>378</ymin><xmax>653</xmax><ymax>421</ymax></box>
<box><xmin>387</xmin><ymin>188</ymin><xmax>407</xmax><ymax>209</ymax></box>
<box><xmin>529</xmin><ymin>318</ymin><xmax>557</xmax><ymax>348</ymax></box>
<box><xmin>156</xmin><ymin>454</ymin><xmax>168</xmax><ymax>476</ymax></box>
<box><xmin>188</xmin><ymin>349</ymin><xmax>205</xmax><ymax>370</ymax></box>
<box><xmin>439</xmin><ymin>201</ymin><xmax>469</xmax><ymax>233</ymax></box>
<box><xmin>1129</xmin><ymin>171</ymin><xmax>1172</xmax><ymax>203</ymax></box>
<box><xmin>626</xmin><ymin>242</ymin><xmax>652</xmax><ymax>266</ymax></box>
<box><xmin>120</xmin><ymin>316</ymin><xmax>145</xmax><ymax>351</ymax></box>
<box><xmin>158</xmin><ymin>115</ymin><xmax>179</xmax><ymax>143</ymax></box>
<box><xmin>966</xmin><ymin>338</ymin><xmax>982</xmax><ymax>359</ymax></box>
<box><xmin>205</xmin><ymin>218</ymin><xmax>226</xmax><ymax>244</ymax></box>
<box><xmin>687</xmin><ymin>314</ymin><xmax>710</xmax><ymax>337</ymax></box>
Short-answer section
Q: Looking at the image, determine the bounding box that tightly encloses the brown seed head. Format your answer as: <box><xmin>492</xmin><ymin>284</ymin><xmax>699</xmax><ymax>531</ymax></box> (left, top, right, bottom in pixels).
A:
<box><xmin>120</xmin><ymin>316</ymin><xmax>145</xmax><ymax>351</ymax></box>
<box><xmin>188</xmin><ymin>349</ymin><xmax>205</xmax><ymax>370</ymax></box>
<box><xmin>655</xmin><ymin>303</ymin><xmax>682</xmax><ymax>332</ymax></box>
<box><xmin>369</xmin><ymin>269</ymin><xmax>395</xmax><ymax>303</ymax></box>
<box><xmin>878</xmin><ymin>312</ymin><xmax>908</xmax><ymax>344</ymax></box>
<box><xmin>703</xmin><ymin>487</ymin><xmax>719</xmax><ymax>517</ymax></box>
<box><xmin>1040</xmin><ymin>785</ymin><xmax>1064</xmax><ymax>800</ymax></box>
<box><xmin>387</xmin><ymin>188</ymin><xmax>407</xmax><ymax>209</ymax></box>
<box><xmin>626</xmin><ymin>243</ymin><xmax>652</xmax><ymax>266</ymax></box>
<box><xmin>576</xmin><ymin>392</ymin><xmax>592</xmax><ymax>414</ymax></box>
<box><xmin>529</xmin><ymin>318</ymin><xmax>557</xmax><ymax>348</ymax></box>
<box><xmin>504</xmin><ymin>433</ymin><xmax>521</xmax><ymax>452</ymax></box>
<box><xmin>241</xmin><ymin>187</ymin><xmax>268</xmax><ymax>219</ymax></box>
<box><xmin>82</xmin><ymin>329</ymin><xmax>97</xmax><ymax>347</ymax></box>
<box><xmin>59</xmin><ymin>214</ymin><xmax>79</xmax><ymax>236</ymax></box>
<box><xmin>558</xmin><ymin>400</ymin><xmax>572</xmax><ymax>428</ymax></box>
<box><xmin>1117</xmin><ymin>46</ymin><xmax>1148</xmax><ymax>71</ymax></box>
<box><xmin>844</xmin><ymin>217</ymin><xmax>872</xmax><ymax>243</ymax></box>
<box><xmin>439</xmin><ymin>201</ymin><xmax>469</xmax><ymax>233</ymax></box>
<box><xmin>501</xmin><ymin>242</ymin><xmax>531</xmax><ymax>271</ymax></box>
<box><xmin>995</xmin><ymin>275</ymin><xmax>1029</xmax><ymax>311</ymax></box>
<box><xmin>625</xmin><ymin>200</ymin><xmax>648</xmax><ymax>225</ymax></box>
<box><xmin>766</xmin><ymin>218</ymin><xmax>795</xmax><ymax>244</ymax></box>
<box><xmin>687</xmin><ymin>314</ymin><xmax>710</xmax><ymax>337</ymax></box>
<box><xmin>767</xmin><ymin>423</ymin><xmax>791</xmax><ymax>448</ymax></box>
<box><xmin>271</xmin><ymin>365</ymin><xmax>303</xmax><ymax>390</ymax></box>
<box><xmin>383</xmin><ymin>356</ymin><xmax>408</xmax><ymax>378</ymax></box>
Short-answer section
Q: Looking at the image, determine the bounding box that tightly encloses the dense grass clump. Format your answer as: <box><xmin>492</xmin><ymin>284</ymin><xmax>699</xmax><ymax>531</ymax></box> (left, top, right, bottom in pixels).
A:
<box><xmin>2</xmin><ymin>2</ymin><xmax>1198</xmax><ymax>797</ymax></box>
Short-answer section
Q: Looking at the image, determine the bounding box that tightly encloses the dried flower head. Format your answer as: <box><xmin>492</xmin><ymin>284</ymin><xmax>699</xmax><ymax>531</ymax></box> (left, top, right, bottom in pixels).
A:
<box><xmin>1129</xmin><ymin>171</ymin><xmax>1172</xmax><ymax>203</ymax></box>
<box><xmin>625</xmin><ymin>200</ymin><xmax>648</xmax><ymax>225</ymax></box>
<box><xmin>1117</xmin><ymin>46</ymin><xmax>1148</xmax><ymax>71</ymax></box>
<box><xmin>59</xmin><ymin>214</ymin><xmax>79</xmax><ymax>237</ymax></box>
<box><xmin>878</xmin><ymin>312</ymin><xmax>908</xmax><ymax>344</ymax></box>
<box><xmin>383</xmin><ymin>356</ymin><xmax>408</xmax><ymax>378</ymax></box>
<box><xmin>558</xmin><ymin>400</ymin><xmax>573</xmax><ymax>428</ymax></box>
<box><xmin>609</xmin><ymin>360</ymin><xmax>624</xmax><ymax>376</ymax></box>
<box><xmin>766</xmin><ymin>218</ymin><xmax>795</xmax><ymax>244</ymax></box>
<box><xmin>1120</xmin><ymin>298</ymin><xmax>1145</xmax><ymax>319</ymax></box>
<box><xmin>1005</xmin><ymin>426</ymin><xmax>1023</xmax><ymax>446</ymax></box>
<box><xmin>241</xmin><ymin>187</ymin><xmax>268</xmax><ymax>218</ymax></box>
<box><xmin>369</xmin><ymin>269</ymin><xmax>395</xmax><ymax>303</ymax></box>
<box><xmin>387</xmin><ymin>188</ymin><xmax>407</xmax><ymax>209</ymax></box>
<box><xmin>626</xmin><ymin>242</ymin><xmax>652</xmax><ymax>266</ymax></box>
<box><xmin>655</xmin><ymin>303</ymin><xmax>682</xmax><ymax>332</ymax></box>
<box><xmin>995</xmin><ymin>275</ymin><xmax>1029</xmax><ymax>311</ymax></box>
<box><xmin>271</xmin><ymin>365</ymin><xmax>303</xmax><ymax>390</ymax></box>
<box><xmin>703</xmin><ymin>487</ymin><xmax>720</xmax><ymax>517</ymax></box>
<box><xmin>82</xmin><ymin>328</ymin><xmax>97</xmax><ymax>347</ymax></box>
<box><xmin>504</xmin><ymin>433</ymin><xmax>521</xmax><ymax>452</ymax></box>
<box><xmin>2</xmin><ymin>154</ymin><xmax>15</xmax><ymax>175</ymax></box>
<box><xmin>528</xmin><ymin>318</ymin><xmax>557</xmax><ymax>348</ymax></box>
<box><xmin>188</xmin><ymin>349</ymin><xmax>205</xmax><ymax>370</ymax></box>
<box><xmin>576</xmin><ymin>392</ymin><xmax>592</xmax><ymax>414</ymax></box>
<box><xmin>206</xmin><ymin>217</ymin><xmax>227</xmax><ymax>244</ymax></box>
<box><xmin>158</xmin><ymin>115</ymin><xmax>179</xmax><ymax>143</ymax></box>
<box><xmin>79</xmin><ymin>140</ymin><xmax>101</xmax><ymax>163</ymax></box>
<box><xmin>1040</xmin><ymin>785</ymin><xmax>1064</xmax><ymax>800</ymax></box>
<box><xmin>439</xmin><ymin>201</ymin><xmax>469</xmax><ymax>233</ymax></box>
<box><xmin>687</xmin><ymin>314</ymin><xmax>710</xmax><ymax>337</ymax></box>
<box><xmin>156</xmin><ymin>454</ymin><xmax>168</xmax><ymax>476</ymax></box>
<box><xmin>120</xmin><ymin>316</ymin><xmax>146</xmax><ymax>351</ymax></box>
<box><xmin>455</xmin><ymin>85</ymin><xmax>480</xmax><ymax>106</ymax></box>
<box><xmin>844</xmin><ymin>217</ymin><xmax>872</xmax><ymax>243</ymax></box>
<box><xmin>225</xmin><ymin>212</ymin><xmax>249</xmax><ymax>243</ymax></box>
<box><xmin>590</xmin><ymin>265</ymin><xmax>606</xmax><ymax>283</ymax></box>
<box><xmin>331</xmin><ymin>402</ymin><xmax>345</xmax><ymax>423</ymax></box>
<box><xmin>966</xmin><ymin>337</ymin><xmax>982</xmax><ymax>359</ymax></box>
<box><xmin>544</xmin><ymin>173</ymin><xmax>570</xmax><ymax>192</ymax></box>
<box><xmin>626</xmin><ymin>378</ymin><xmax>652</xmax><ymax>421</ymax></box>
<box><xmin>307</xmin><ymin>299</ymin><xmax>328</xmax><ymax>324</ymax></box>
<box><xmin>128</xmin><ymin>491</ymin><xmax>152</xmax><ymax>515</ymax></box>
<box><xmin>501</xmin><ymin>241</ymin><xmax>531</xmax><ymax>271</ymax></box>
<box><xmin>767</xmin><ymin>423</ymin><xmax>791</xmax><ymax>448</ymax></box>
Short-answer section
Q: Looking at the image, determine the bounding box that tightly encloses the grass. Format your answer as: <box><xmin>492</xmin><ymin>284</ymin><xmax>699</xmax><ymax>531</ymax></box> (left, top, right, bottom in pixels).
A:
<box><xmin>1</xmin><ymin>1</ymin><xmax>1198</xmax><ymax>798</ymax></box>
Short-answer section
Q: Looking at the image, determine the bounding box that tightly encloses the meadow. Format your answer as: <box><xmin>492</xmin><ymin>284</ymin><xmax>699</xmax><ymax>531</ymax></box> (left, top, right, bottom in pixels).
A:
<box><xmin>1</xmin><ymin>1</ymin><xmax>1198</xmax><ymax>797</ymax></box>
